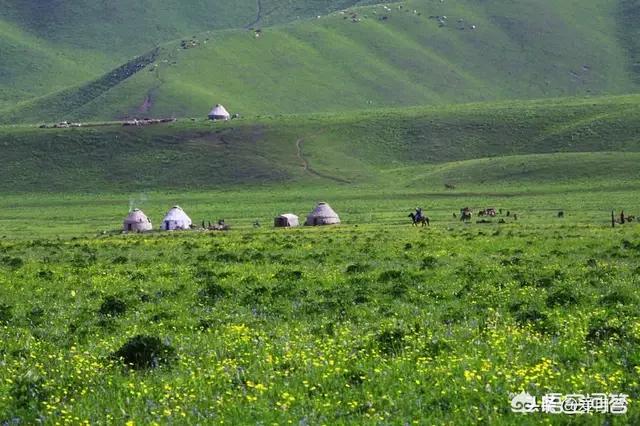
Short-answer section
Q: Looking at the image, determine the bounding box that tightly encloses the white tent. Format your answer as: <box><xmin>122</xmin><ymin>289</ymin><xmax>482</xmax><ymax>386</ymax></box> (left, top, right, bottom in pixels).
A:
<box><xmin>208</xmin><ymin>104</ymin><xmax>230</xmax><ymax>121</ymax></box>
<box><xmin>123</xmin><ymin>209</ymin><xmax>152</xmax><ymax>232</ymax></box>
<box><xmin>305</xmin><ymin>202</ymin><xmax>340</xmax><ymax>226</ymax></box>
<box><xmin>274</xmin><ymin>213</ymin><xmax>299</xmax><ymax>228</ymax></box>
<box><xmin>162</xmin><ymin>206</ymin><xmax>192</xmax><ymax>230</ymax></box>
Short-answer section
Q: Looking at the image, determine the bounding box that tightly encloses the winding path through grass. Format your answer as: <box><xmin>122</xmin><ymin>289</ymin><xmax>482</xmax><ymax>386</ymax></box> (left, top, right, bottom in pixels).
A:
<box><xmin>296</xmin><ymin>136</ymin><xmax>351</xmax><ymax>183</ymax></box>
<box><xmin>245</xmin><ymin>0</ymin><xmax>263</xmax><ymax>29</ymax></box>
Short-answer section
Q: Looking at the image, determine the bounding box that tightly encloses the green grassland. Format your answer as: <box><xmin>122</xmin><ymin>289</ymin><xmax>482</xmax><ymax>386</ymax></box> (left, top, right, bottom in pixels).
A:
<box><xmin>0</xmin><ymin>95</ymin><xmax>638</xmax><ymax>194</ymax></box>
<box><xmin>1</xmin><ymin>99</ymin><xmax>639</xmax><ymax>422</ymax></box>
<box><xmin>1</xmin><ymin>210</ymin><xmax>639</xmax><ymax>423</ymax></box>
<box><xmin>0</xmin><ymin>19</ymin><xmax>112</xmax><ymax>110</ymax></box>
<box><xmin>0</xmin><ymin>0</ymin><xmax>388</xmax><ymax>110</ymax></box>
<box><xmin>2</xmin><ymin>0</ymin><xmax>640</xmax><ymax>122</ymax></box>
<box><xmin>2</xmin><ymin>1</ymin><xmax>640</xmax><ymax>423</ymax></box>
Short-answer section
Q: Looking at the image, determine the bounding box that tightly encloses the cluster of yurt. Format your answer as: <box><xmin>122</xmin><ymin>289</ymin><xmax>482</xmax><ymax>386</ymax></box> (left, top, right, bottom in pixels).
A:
<box><xmin>124</xmin><ymin>202</ymin><xmax>340</xmax><ymax>232</ymax></box>
<box><xmin>122</xmin><ymin>206</ymin><xmax>192</xmax><ymax>233</ymax></box>
<box><xmin>274</xmin><ymin>202</ymin><xmax>341</xmax><ymax>228</ymax></box>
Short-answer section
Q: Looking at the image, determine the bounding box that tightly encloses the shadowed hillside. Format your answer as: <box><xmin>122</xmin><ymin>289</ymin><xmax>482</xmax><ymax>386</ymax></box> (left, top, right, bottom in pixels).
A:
<box><xmin>3</xmin><ymin>0</ymin><xmax>638</xmax><ymax>123</ymax></box>
<box><xmin>619</xmin><ymin>0</ymin><xmax>640</xmax><ymax>83</ymax></box>
<box><xmin>0</xmin><ymin>95</ymin><xmax>638</xmax><ymax>193</ymax></box>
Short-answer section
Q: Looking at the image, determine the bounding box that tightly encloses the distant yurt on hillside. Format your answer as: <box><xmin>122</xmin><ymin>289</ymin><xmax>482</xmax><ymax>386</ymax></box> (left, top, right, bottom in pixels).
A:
<box><xmin>208</xmin><ymin>104</ymin><xmax>230</xmax><ymax>121</ymax></box>
<box><xmin>274</xmin><ymin>213</ymin><xmax>299</xmax><ymax>228</ymax></box>
<box><xmin>162</xmin><ymin>206</ymin><xmax>192</xmax><ymax>230</ymax></box>
<box><xmin>123</xmin><ymin>209</ymin><xmax>152</xmax><ymax>232</ymax></box>
<box><xmin>305</xmin><ymin>202</ymin><xmax>340</xmax><ymax>226</ymax></box>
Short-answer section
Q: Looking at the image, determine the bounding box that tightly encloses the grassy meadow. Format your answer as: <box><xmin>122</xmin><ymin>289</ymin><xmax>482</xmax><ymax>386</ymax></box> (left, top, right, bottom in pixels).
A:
<box><xmin>1</xmin><ymin>91</ymin><xmax>639</xmax><ymax>423</ymax></box>
<box><xmin>1</xmin><ymin>184</ymin><xmax>639</xmax><ymax>424</ymax></box>
<box><xmin>0</xmin><ymin>0</ymin><xmax>387</xmax><ymax>110</ymax></box>
<box><xmin>2</xmin><ymin>0</ymin><xmax>639</xmax><ymax>123</ymax></box>
<box><xmin>1</xmin><ymin>0</ymin><xmax>640</xmax><ymax>421</ymax></box>
<box><xmin>1</xmin><ymin>95</ymin><xmax>639</xmax><ymax>193</ymax></box>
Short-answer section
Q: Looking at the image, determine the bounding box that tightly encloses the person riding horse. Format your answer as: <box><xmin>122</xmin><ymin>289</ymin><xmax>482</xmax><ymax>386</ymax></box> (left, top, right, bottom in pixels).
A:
<box><xmin>409</xmin><ymin>208</ymin><xmax>429</xmax><ymax>226</ymax></box>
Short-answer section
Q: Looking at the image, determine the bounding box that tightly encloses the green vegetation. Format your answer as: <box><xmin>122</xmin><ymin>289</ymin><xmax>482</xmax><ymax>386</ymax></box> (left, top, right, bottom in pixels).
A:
<box><xmin>0</xmin><ymin>0</ymin><xmax>387</xmax><ymax>110</ymax></box>
<box><xmin>1</xmin><ymin>1</ymin><xmax>640</xmax><ymax>423</ymax></box>
<box><xmin>618</xmin><ymin>0</ymin><xmax>640</xmax><ymax>83</ymax></box>
<box><xmin>0</xmin><ymin>95</ymin><xmax>638</xmax><ymax>192</ymax></box>
<box><xmin>2</xmin><ymin>0</ymin><xmax>640</xmax><ymax>122</ymax></box>
<box><xmin>1</xmin><ymin>209</ymin><xmax>639</xmax><ymax>423</ymax></box>
<box><xmin>0</xmin><ymin>19</ymin><xmax>110</xmax><ymax>110</ymax></box>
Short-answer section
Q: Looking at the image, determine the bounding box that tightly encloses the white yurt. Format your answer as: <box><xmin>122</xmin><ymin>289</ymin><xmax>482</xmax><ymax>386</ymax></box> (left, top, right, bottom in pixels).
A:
<box><xmin>162</xmin><ymin>206</ymin><xmax>192</xmax><ymax>230</ymax></box>
<box><xmin>274</xmin><ymin>213</ymin><xmax>299</xmax><ymax>228</ymax></box>
<box><xmin>208</xmin><ymin>104</ymin><xmax>231</xmax><ymax>121</ymax></box>
<box><xmin>123</xmin><ymin>209</ymin><xmax>152</xmax><ymax>232</ymax></box>
<box><xmin>305</xmin><ymin>202</ymin><xmax>340</xmax><ymax>226</ymax></box>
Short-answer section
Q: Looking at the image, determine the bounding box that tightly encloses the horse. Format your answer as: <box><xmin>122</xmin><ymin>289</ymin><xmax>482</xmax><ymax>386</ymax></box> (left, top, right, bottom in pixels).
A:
<box><xmin>460</xmin><ymin>211</ymin><xmax>472</xmax><ymax>222</ymax></box>
<box><xmin>408</xmin><ymin>212</ymin><xmax>430</xmax><ymax>227</ymax></box>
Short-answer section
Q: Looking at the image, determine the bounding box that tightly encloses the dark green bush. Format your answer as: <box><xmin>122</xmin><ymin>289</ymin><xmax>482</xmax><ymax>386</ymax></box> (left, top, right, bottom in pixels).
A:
<box><xmin>99</xmin><ymin>296</ymin><xmax>127</xmax><ymax>316</ymax></box>
<box><xmin>112</xmin><ymin>335</ymin><xmax>176</xmax><ymax>369</ymax></box>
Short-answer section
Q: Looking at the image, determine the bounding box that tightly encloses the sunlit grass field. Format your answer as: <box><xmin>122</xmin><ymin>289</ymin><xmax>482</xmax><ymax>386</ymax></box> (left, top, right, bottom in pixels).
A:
<box><xmin>0</xmin><ymin>182</ymin><xmax>639</xmax><ymax>423</ymax></box>
<box><xmin>1</xmin><ymin>91</ymin><xmax>638</xmax><ymax>424</ymax></box>
<box><xmin>3</xmin><ymin>0</ymin><xmax>639</xmax><ymax>123</ymax></box>
<box><xmin>1</xmin><ymin>0</ymin><xmax>639</xmax><ymax>422</ymax></box>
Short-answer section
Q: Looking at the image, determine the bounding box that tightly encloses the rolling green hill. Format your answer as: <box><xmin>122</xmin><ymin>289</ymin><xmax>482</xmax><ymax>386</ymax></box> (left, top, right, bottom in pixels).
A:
<box><xmin>3</xmin><ymin>0</ymin><xmax>638</xmax><ymax>124</ymax></box>
<box><xmin>0</xmin><ymin>20</ymin><xmax>112</xmax><ymax>110</ymax></box>
<box><xmin>0</xmin><ymin>0</ymin><xmax>388</xmax><ymax>109</ymax></box>
<box><xmin>0</xmin><ymin>95</ymin><xmax>638</xmax><ymax>193</ymax></box>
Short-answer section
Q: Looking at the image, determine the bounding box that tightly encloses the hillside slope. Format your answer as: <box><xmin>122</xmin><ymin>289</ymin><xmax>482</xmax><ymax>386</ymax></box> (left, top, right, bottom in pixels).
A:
<box><xmin>4</xmin><ymin>0</ymin><xmax>638</xmax><ymax>123</ymax></box>
<box><xmin>0</xmin><ymin>0</ymin><xmax>387</xmax><ymax>107</ymax></box>
<box><xmin>0</xmin><ymin>20</ymin><xmax>111</xmax><ymax>110</ymax></box>
<box><xmin>0</xmin><ymin>95</ymin><xmax>638</xmax><ymax>193</ymax></box>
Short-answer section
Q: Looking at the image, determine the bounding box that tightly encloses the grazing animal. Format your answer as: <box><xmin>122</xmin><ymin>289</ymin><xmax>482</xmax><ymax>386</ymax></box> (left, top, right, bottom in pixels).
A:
<box><xmin>207</xmin><ymin>219</ymin><xmax>230</xmax><ymax>231</ymax></box>
<box><xmin>478</xmin><ymin>209</ymin><xmax>496</xmax><ymax>217</ymax></box>
<box><xmin>408</xmin><ymin>212</ymin><xmax>430</xmax><ymax>227</ymax></box>
<box><xmin>558</xmin><ymin>211</ymin><xmax>564</xmax><ymax>218</ymax></box>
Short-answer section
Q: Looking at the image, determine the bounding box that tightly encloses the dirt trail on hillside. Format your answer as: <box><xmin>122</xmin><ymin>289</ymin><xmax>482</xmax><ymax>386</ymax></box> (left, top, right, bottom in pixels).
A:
<box><xmin>245</xmin><ymin>0</ymin><xmax>263</xmax><ymax>28</ymax></box>
<box><xmin>296</xmin><ymin>136</ymin><xmax>351</xmax><ymax>184</ymax></box>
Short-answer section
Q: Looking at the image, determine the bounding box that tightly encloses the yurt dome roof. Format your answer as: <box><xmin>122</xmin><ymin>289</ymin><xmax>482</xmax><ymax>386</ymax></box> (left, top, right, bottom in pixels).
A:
<box><xmin>163</xmin><ymin>206</ymin><xmax>191</xmax><ymax>222</ymax></box>
<box><xmin>124</xmin><ymin>208</ymin><xmax>149</xmax><ymax>223</ymax></box>
<box><xmin>307</xmin><ymin>202</ymin><xmax>339</xmax><ymax>219</ymax></box>
<box><xmin>277</xmin><ymin>213</ymin><xmax>299</xmax><ymax>220</ymax></box>
<box><xmin>209</xmin><ymin>104</ymin><xmax>230</xmax><ymax>117</ymax></box>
